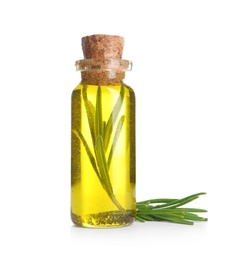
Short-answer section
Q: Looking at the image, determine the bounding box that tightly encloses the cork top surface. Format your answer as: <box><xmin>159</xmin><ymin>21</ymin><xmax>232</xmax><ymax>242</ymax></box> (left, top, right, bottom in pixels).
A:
<box><xmin>82</xmin><ymin>34</ymin><xmax>124</xmax><ymax>59</ymax></box>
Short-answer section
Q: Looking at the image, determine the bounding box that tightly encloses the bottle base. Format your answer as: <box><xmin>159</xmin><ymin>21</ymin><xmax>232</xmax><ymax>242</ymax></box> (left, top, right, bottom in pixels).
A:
<box><xmin>71</xmin><ymin>210</ymin><xmax>135</xmax><ymax>228</ymax></box>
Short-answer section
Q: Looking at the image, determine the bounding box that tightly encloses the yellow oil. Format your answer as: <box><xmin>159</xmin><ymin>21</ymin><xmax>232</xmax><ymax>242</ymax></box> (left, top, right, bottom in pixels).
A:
<box><xmin>71</xmin><ymin>83</ymin><xmax>136</xmax><ymax>228</ymax></box>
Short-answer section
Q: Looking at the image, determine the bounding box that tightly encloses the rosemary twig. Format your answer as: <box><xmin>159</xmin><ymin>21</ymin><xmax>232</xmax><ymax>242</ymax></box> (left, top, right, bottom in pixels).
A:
<box><xmin>136</xmin><ymin>192</ymin><xmax>208</xmax><ymax>225</ymax></box>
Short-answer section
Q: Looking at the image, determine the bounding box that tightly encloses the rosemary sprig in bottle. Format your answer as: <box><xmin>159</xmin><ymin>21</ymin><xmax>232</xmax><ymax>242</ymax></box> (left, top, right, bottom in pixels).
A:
<box><xmin>72</xmin><ymin>85</ymin><xmax>126</xmax><ymax>213</ymax></box>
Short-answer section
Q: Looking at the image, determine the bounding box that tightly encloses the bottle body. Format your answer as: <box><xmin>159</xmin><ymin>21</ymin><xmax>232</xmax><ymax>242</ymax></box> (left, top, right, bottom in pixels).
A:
<box><xmin>71</xmin><ymin>83</ymin><xmax>136</xmax><ymax>228</ymax></box>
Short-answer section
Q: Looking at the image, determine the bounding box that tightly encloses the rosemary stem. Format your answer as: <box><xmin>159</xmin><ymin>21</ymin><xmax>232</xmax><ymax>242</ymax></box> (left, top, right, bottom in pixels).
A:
<box><xmin>136</xmin><ymin>192</ymin><xmax>207</xmax><ymax>225</ymax></box>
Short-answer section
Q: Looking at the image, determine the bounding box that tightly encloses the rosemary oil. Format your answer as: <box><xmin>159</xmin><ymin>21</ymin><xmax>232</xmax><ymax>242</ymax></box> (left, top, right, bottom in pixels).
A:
<box><xmin>71</xmin><ymin>35</ymin><xmax>136</xmax><ymax>228</ymax></box>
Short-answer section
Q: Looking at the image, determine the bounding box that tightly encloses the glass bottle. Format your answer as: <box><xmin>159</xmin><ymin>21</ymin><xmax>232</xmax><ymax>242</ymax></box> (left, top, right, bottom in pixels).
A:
<box><xmin>71</xmin><ymin>34</ymin><xmax>136</xmax><ymax>228</ymax></box>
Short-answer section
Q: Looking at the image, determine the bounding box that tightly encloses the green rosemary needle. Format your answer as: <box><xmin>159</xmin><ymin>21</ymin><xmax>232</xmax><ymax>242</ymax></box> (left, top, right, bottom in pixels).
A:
<box><xmin>136</xmin><ymin>192</ymin><xmax>208</xmax><ymax>225</ymax></box>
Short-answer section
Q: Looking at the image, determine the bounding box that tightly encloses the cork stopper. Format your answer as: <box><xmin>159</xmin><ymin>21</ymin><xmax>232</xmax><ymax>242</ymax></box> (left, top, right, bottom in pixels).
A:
<box><xmin>76</xmin><ymin>34</ymin><xmax>131</xmax><ymax>85</ymax></box>
<box><xmin>82</xmin><ymin>34</ymin><xmax>124</xmax><ymax>59</ymax></box>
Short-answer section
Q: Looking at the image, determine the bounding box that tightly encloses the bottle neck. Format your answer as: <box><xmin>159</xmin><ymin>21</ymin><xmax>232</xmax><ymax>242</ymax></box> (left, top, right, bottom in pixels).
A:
<box><xmin>75</xmin><ymin>59</ymin><xmax>131</xmax><ymax>86</ymax></box>
<box><xmin>81</xmin><ymin>70</ymin><xmax>125</xmax><ymax>85</ymax></box>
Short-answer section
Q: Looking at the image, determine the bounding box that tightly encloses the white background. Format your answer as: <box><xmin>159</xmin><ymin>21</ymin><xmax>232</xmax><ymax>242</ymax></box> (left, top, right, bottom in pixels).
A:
<box><xmin>0</xmin><ymin>0</ymin><xmax>238</xmax><ymax>259</ymax></box>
